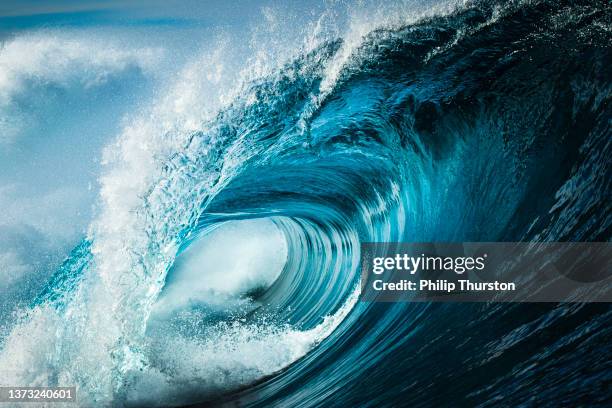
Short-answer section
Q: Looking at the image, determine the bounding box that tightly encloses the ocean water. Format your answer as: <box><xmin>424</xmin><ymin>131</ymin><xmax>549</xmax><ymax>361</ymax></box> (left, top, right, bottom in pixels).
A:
<box><xmin>0</xmin><ymin>0</ymin><xmax>610</xmax><ymax>406</ymax></box>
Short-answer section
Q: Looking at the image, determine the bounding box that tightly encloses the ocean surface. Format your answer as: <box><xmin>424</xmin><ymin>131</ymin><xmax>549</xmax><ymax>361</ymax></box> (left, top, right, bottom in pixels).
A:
<box><xmin>0</xmin><ymin>0</ymin><xmax>610</xmax><ymax>406</ymax></box>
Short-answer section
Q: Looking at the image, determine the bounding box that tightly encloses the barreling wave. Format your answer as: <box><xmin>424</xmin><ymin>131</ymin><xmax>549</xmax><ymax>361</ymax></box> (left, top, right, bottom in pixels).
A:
<box><xmin>0</xmin><ymin>0</ymin><xmax>610</xmax><ymax>406</ymax></box>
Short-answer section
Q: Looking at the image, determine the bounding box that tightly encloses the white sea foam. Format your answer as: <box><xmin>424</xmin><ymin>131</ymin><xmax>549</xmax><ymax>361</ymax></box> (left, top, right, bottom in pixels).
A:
<box><xmin>151</xmin><ymin>218</ymin><xmax>288</xmax><ymax>316</ymax></box>
<box><xmin>125</xmin><ymin>287</ymin><xmax>360</xmax><ymax>407</ymax></box>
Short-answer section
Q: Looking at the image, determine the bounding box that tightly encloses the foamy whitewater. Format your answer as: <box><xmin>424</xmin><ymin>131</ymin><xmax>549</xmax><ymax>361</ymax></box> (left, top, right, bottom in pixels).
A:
<box><xmin>0</xmin><ymin>0</ymin><xmax>610</xmax><ymax>406</ymax></box>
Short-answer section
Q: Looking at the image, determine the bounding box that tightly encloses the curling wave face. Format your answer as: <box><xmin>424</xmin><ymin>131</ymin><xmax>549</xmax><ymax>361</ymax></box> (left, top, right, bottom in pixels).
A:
<box><xmin>0</xmin><ymin>0</ymin><xmax>611</xmax><ymax>406</ymax></box>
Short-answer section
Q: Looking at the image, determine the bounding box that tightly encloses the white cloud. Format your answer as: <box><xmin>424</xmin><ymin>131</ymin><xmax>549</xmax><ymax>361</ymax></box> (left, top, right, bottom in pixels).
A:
<box><xmin>0</xmin><ymin>249</ymin><xmax>29</xmax><ymax>287</ymax></box>
<box><xmin>0</xmin><ymin>32</ymin><xmax>163</xmax><ymax>144</ymax></box>
<box><xmin>0</xmin><ymin>184</ymin><xmax>87</xmax><ymax>240</ymax></box>
<box><xmin>0</xmin><ymin>184</ymin><xmax>89</xmax><ymax>288</ymax></box>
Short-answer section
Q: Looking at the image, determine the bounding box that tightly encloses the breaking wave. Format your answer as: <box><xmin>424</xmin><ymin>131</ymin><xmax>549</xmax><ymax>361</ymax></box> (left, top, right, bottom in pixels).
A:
<box><xmin>0</xmin><ymin>0</ymin><xmax>610</xmax><ymax>406</ymax></box>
